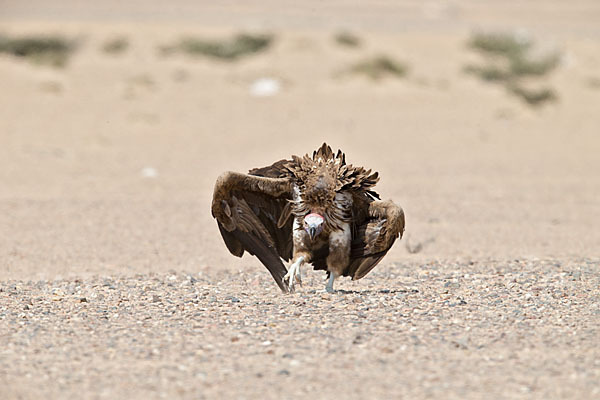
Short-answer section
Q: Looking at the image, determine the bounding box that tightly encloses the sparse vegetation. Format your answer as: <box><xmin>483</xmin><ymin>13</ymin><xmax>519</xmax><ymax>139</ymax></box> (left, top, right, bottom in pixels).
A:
<box><xmin>463</xmin><ymin>64</ymin><xmax>510</xmax><ymax>82</ymax></box>
<box><xmin>508</xmin><ymin>85</ymin><xmax>557</xmax><ymax>106</ymax></box>
<box><xmin>102</xmin><ymin>37</ymin><xmax>129</xmax><ymax>54</ymax></box>
<box><xmin>466</xmin><ymin>31</ymin><xmax>561</xmax><ymax>107</ymax></box>
<box><xmin>162</xmin><ymin>33</ymin><xmax>273</xmax><ymax>61</ymax></box>
<box><xmin>334</xmin><ymin>31</ymin><xmax>361</xmax><ymax>48</ymax></box>
<box><xmin>0</xmin><ymin>34</ymin><xmax>76</xmax><ymax>67</ymax></box>
<box><xmin>350</xmin><ymin>55</ymin><xmax>408</xmax><ymax>80</ymax></box>
<box><xmin>509</xmin><ymin>53</ymin><xmax>560</xmax><ymax>77</ymax></box>
<box><xmin>469</xmin><ymin>32</ymin><xmax>531</xmax><ymax>59</ymax></box>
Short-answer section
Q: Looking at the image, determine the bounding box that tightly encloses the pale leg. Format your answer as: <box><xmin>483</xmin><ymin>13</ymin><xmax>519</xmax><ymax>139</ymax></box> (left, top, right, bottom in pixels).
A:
<box><xmin>325</xmin><ymin>223</ymin><xmax>350</xmax><ymax>294</ymax></box>
<box><xmin>325</xmin><ymin>273</ymin><xmax>336</xmax><ymax>293</ymax></box>
<box><xmin>284</xmin><ymin>255</ymin><xmax>304</xmax><ymax>292</ymax></box>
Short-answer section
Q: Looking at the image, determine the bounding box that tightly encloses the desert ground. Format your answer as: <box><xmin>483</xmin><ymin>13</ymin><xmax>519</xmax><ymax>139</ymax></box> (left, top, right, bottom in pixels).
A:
<box><xmin>1</xmin><ymin>1</ymin><xmax>599</xmax><ymax>399</ymax></box>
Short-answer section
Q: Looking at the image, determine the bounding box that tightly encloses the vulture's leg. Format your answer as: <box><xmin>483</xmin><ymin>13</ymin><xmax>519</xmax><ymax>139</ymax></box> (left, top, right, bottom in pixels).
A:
<box><xmin>287</xmin><ymin>218</ymin><xmax>312</xmax><ymax>292</ymax></box>
<box><xmin>325</xmin><ymin>273</ymin><xmax>336</xmax><ymax>293</ymax></box>
<box><xmin>325</xmin><ymin>223</ymin><xmax>351</xmax><ymax>293</ymax></box>
<box><xmin>284</xmin><ymin>255</ymin><xmax>305</xmax><ymax>292</ymax></box>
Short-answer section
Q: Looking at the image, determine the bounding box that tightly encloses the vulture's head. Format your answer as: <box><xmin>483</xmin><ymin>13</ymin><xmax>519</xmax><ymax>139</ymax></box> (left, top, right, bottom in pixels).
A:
<box><xmin>303</xmin><ymin>213</ymin><xmax>325</xmax><ymax>240</ymax></box>
<box><xmin>300</xmin><ymin>172</ymin><xmax>336</xmax><ymax>240</ymax></box>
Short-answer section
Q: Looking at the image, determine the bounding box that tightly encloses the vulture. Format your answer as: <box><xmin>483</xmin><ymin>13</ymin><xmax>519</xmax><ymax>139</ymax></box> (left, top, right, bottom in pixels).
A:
<box><xmin>211</xmin><ymin>143</ymin><xmax>405</xmax><ymax>293</ymax></box>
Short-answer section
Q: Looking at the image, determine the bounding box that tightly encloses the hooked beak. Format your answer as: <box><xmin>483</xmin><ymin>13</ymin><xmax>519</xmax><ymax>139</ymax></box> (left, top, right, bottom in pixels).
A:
<box><xmin>304</xmin><ymin>213</ymin><xmax>324</xmax><ymax>241</ymax></box>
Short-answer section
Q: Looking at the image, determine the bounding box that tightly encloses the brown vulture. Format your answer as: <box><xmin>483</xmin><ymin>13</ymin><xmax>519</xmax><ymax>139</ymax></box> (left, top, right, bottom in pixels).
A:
<box><xmin>211</xmin><ymin>143</ymin><xmax>405</xmax><ymax>293</ymax></box>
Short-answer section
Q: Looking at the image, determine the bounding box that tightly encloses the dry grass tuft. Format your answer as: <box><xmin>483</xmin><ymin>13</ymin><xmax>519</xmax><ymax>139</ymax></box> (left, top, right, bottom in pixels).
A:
<box><xmin>0</xmin><ymin>34</ymin><xmax>76</xmax><ymax>67</ymax></box>
<box><xmin>508</xmin><ymin>85</ymin><xmax>557</xmax><ymax>106</ymax></box>
<box><xmin>469</xmin><ymin>32</ymin><xmax>531</xmax><ymax>59</ymax></box>
<box><xmin>350</xmin><ymin>55</ymin><xmax>408</xmax><ymax>80</ymax></box>
<box><xmin>334</xmin><ymin>32</ymin><xmax>361</xmax><ymax>48</ymax></box>
<box><xmin>162</xmin><ymin>33</ymin><xmax>273</xmax><ymax>61</ymax></box>
<box><xmin>466</xmin><ymin>32</ymin><xmax>561</xmax><ymax>106</ymax></box>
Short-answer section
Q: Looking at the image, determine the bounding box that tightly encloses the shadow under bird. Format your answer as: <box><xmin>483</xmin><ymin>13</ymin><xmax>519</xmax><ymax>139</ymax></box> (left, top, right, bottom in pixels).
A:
<box><xmin>211</xmin><ymin>143</ymin><xmax>405</xmax><ymax>293</ymax></box>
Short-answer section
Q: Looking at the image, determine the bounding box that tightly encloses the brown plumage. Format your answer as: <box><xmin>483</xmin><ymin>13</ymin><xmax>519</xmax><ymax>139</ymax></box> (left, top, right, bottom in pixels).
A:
<box><xmin>211</xmin><ymin>143</ymin><xmax>405</xmax><ymax>293</ymax></box>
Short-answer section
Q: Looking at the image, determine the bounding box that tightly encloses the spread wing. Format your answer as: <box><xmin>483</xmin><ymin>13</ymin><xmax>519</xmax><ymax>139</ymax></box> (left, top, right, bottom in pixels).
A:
<box><xmin>212</xmin><ymin>171</ymin><xmax>294</xmax><ymax>292</ymax></box>
<box><xmin>347</xmin><ymin>199</ymin><xmax>405</xmax><ymax>280</ymax></box>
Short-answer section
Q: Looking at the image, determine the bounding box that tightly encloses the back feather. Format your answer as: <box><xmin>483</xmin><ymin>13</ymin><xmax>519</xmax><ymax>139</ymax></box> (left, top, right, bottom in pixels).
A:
<box><xmin>283</xmin><ymin>143</ymin><xmax>380</xmax><ymax>197</ymax></box>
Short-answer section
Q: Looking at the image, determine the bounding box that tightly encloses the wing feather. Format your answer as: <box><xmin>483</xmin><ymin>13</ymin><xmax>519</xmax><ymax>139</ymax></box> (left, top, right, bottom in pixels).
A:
<box><xmin>347</xmin><ymin>199</ymin><xmax>405</xmax><ymax>280</ymax></box>
<box><xmin>228</xmin><ymin>228</ymin><xmax>290</xmax><ymax>293</ymax></box>
<box><xmin>212</xmin><ymin>171</ymin><xmax>294</xmax><ymax>292</ymax></box>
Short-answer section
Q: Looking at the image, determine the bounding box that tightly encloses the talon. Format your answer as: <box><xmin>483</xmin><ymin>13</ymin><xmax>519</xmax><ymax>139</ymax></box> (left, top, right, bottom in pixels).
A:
<box><xmin>283</xmin><ymin>272</ymin><xmax>292</xmax><ymax>285</ymax></box>
<box><xmin>283</xmin><ymin>270</ymin><xmax>297</xmax><ymax>292</ymax></box>
<box><xmin>285</xmin><ymin>256</ymin><xmax>304</xmax><ymax>292</ymax></box>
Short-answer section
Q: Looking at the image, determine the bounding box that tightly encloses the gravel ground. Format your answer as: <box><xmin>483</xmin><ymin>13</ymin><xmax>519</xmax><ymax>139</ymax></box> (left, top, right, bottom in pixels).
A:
<box><xmin>2</xmin><ymin>259</ymin><xmax>599</xmax><ymax>399</ymax></box>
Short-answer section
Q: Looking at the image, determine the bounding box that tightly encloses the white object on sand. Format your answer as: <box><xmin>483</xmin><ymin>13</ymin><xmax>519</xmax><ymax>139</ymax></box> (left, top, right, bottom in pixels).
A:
<box><xmin>141</xmin><ymin>167</ymin><xmax>158</xmax><ymax>178</ymax></box>
<box><xmin>249</xmin><ymin>78</ymin><xmax>281</xmax><ymax>97</ymax></box>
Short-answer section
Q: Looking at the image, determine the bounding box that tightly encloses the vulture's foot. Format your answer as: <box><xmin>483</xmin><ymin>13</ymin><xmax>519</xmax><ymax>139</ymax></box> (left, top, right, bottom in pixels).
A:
<box><xmin>325</xmin><ymin>273</ymin><xmax>336</xmax><ymax>293</ymax></box>
<box><xmin>284</xmin><ymin>256</ymin><xmax>304</xmax><ymax>292</ymax></box>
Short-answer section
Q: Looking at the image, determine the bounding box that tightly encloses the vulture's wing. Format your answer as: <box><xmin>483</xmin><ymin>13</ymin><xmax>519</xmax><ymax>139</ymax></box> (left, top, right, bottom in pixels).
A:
<box><xmin>212</xmin><ymin>171</ymin><xmax>294</xmax><ymax>292</ymax></box>
<box><xmin>347</xmin><ymin>199</ymin><xmax>405</xmax><ymax>280</ymax></box>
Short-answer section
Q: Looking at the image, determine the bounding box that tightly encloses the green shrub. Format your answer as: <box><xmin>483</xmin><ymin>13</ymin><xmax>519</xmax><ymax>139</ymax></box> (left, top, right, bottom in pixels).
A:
<box><xmin>351</xmin><ymin>56</ymin><xmax>407</xmax><ymax>80</ymax></box>
<box><xmin>509</xmin><ymin>53</ymin><xmax>560</xmax><ymax>77</ymax></box>
<box><xmin>469</xmin><ymin>32</ymin><xmax>531</xmax><ymax>59</ymax></box>
<box><xmin>466</xmin><ymin>31</ymin><xmax>560</xmax><ymax>106</ymax></box>
<box><xmin>334</xmin><ymin>32</ymin><xmax>361</xmax><ymax>48</ymax></box>
<box><xmin>0</xmin><ymin>34</ymin><xmax>76</xmax><ymax>67</ymax></box>
<box><xmin>508</xmin><ymin>85</ymin><xmax>557</xmax><ymax>106</ymax></box>
<box><xmin>464</xmin><ymin>64</ymin><xmax>510</xmax><ymax>82</ymax></box>
<box><xmin>165</xmin><ymin>33</ymin><xmax>272</xmax><ymax>61</ymax></box>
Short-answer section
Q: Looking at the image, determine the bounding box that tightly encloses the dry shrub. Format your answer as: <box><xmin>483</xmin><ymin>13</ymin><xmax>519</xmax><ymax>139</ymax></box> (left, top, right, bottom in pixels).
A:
<box><xmin>350</xmin><ymin>55</ymin><xmax>408</xmax><ymax>80</ymax></box>
<box><xmin>466</xmin><ymin>32</ymin><xmax>561</xmax><ymax>106</ymax></box>
<box><xmin>162</xmin><ymin>33</ymin><xmax>273</xmax><ymax>61</ymax></box>
<box><xmin>334</xmin><ymin>32</ymin><xmax>361</xmax><ymax>48</ymax></box>
<box><xmin>0</xmin><ymin>34</ymin><xmax>76</xmax><ymax>67</ymax></box>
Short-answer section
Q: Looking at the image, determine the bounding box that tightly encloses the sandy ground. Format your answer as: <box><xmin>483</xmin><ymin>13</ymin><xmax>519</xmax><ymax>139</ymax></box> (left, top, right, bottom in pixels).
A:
<box><xmin>1</xmin><ymin>1</ymin><xmax>600</xmax><ymax>399</ymax></box>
